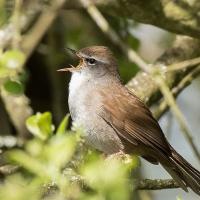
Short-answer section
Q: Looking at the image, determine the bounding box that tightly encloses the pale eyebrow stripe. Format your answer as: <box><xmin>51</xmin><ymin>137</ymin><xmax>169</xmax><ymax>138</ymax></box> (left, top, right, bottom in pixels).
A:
<box><xmin>80</xmin><ymin>53</ymin><xmax>109</xmax><ymax>64</ymax></box>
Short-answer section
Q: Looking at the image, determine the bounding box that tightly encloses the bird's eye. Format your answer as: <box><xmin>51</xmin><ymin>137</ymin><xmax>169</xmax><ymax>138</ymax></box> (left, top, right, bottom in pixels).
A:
<box><xmin>86</xmin><ymin>58</ymin><xmax>96</xmax><ymax>65</ymax></box>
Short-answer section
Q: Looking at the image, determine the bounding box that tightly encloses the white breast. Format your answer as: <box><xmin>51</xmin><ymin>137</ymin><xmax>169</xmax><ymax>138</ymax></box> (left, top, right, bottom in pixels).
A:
<box><xmin>69</xmin><ymin>72</ymin><xmax>87</xmax><ymax>97</ymax></box>
<box><xmin>68</xmin><ymin>72</ymin><xmax>124</xmax><ymax>154</ymax></box>
<box><xmin>68</xmin><ymin>71</ymin><xmax>92</xmax><ymax>123</ymax></box>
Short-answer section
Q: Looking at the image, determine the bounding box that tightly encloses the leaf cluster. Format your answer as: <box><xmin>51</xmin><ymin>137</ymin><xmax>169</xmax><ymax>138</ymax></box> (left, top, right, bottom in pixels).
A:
<box><xmin>0</xmin><ymin>112</ymin><xmax>138</xmax><ymax>200</ymax></box>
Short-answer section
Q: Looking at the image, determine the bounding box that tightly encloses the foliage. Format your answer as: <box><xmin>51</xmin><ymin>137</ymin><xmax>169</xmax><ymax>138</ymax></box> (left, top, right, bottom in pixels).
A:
<box><xmin>0</xmin><ymin>112</ymin><xmax>138</xmax><ymax>200</ymax></box>
<box><xmin>0</xmin><ymin>49</ymin><xmax>25</xmax><ymax>95</ymax></box>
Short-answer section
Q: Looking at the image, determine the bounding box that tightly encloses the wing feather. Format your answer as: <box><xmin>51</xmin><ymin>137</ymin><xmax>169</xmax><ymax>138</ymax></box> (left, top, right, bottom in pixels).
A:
<box><xmin>99</xmin><ymin>87</ymin><xmax>171</xmax><ymax>155</ymax></box>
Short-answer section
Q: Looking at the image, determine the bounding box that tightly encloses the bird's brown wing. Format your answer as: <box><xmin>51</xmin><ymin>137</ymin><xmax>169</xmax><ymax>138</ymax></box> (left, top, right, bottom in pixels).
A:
<box><xmin>99</xmin><ymin>87</ymin><xmax>171</xmax><ymax>156</ymax></box>
<box><xmin>99</xmin><ymin>87</ymin><xmax>200</xmax><ymax>194</ymax></box>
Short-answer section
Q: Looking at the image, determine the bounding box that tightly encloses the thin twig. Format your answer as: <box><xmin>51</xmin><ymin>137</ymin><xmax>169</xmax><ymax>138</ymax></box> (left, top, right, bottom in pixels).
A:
<box><xmin>43</xmin><ymin>176</ymin><xmax>180</xmax><ymax>193</ymax></box>
<box><xmin>11</xmin><ymin>0</ymin><xmax>23</xmax><ymax>49</ymax></box>
<box><xmin>21</xmin><ymin>0</ymin><xmax>67</xmax><ymax>60</ymax></box>
<box><xmin>153</xmin><ymin>65</ymin><xmax>200</xmax><ymax>119</ymax></box>
<box><xmin>79</xmin><ymin>0</ymin><xmax>149</xmax><ymax>72</ymax></box>
<box><xmin>0</xmin><ymin>165</ymin><xmax>20</xmax><ymax>175</ymax></box>
<box><xmin>136</xmin><ymin>179</ymin><xmax>179</xmax><ymax>190</ymax></box>
<box><xmin>0</xmin><ymin>0</ymin><xmax>42</xmax><ymax>49</ymax></box>
<box><xmin>167</xmin><ymin>56</ymin><xmax>200</xmax><ymax>71</ymax></box>
<box><xmin>0</xmin><ymin>90</ymin><xmax>33</xmax><ymax>138</ymax></box>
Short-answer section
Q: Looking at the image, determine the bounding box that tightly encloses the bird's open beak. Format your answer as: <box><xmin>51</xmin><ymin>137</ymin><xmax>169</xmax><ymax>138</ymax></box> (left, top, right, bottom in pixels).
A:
<box><xmin>57</xmin><ymin>48</ymin><xmax>83</xmax><ymax>72</ymax></box>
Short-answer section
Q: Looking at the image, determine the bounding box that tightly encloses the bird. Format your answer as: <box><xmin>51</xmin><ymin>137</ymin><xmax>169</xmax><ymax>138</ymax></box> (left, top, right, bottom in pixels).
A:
<box><xmin>58</xmin><ymin>46</ymin><xmax>200</xmax><ymax>195</ymax></box>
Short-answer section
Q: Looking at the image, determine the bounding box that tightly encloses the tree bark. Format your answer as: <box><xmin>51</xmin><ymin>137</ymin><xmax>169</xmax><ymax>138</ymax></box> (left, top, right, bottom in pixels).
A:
<box><xmin>65</xmin><ymin>0</ymin><xmax>200</xmax><ymax>39</ymax></box>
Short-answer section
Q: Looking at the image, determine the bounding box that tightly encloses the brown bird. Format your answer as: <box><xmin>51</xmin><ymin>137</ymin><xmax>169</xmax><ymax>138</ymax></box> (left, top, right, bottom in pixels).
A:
<box><xmin>58</xmin><ymin>46</ymin><xmax>200</xmax><ymax>195</ymax></box>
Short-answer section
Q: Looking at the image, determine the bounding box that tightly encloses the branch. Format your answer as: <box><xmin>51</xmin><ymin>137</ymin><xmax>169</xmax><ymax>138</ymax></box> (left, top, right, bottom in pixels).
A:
<box><xmin>0</xmin><ymin>0</ymin><xmax>67</xmax><ymax>137</ymax></box>
<box><xmin>0</xmin><ymin>163</ymin><xmax>181</xmax><ymax>191</ymax></box>
<box><xmin>126</xmin><ymin>36</ymin><xmax>200</xmax><ymax>106</ymax></box>
<box><xmin>65</xmin><ymin>0</ymin><xmax>200</xmax><ymax>39</ymax></box>
<box><xmin>0</xmin><ymin>165</ymin><xmax>19</xmax><ymax>176</ymax></box>
<box><xmin>42</xmin><ymin>172</ymin><xmax>181</xmax><ymax>193</ymax></box>
<box><xmin>136</xmin><ymin>179</ymin><xmax>179</xmax><ymax>190</ymax></box>
<box><xmin>0</xmin><ymin>0</ymin><xmax>42</xmax><ymax>49</ymax></box>
<box><xmin>125</xmin><ymin>36</ymin><xmax>200</xmax><ymax>163</ymax></box>
<box><xmin>153</xmin><ymin>66</ymin><xmax>200</xmax><ymax>119</ymax></box>
<box><xmin>0</xmin><ymin>90</ymin><xmax>33</xmax><ymax>138</ymax></box>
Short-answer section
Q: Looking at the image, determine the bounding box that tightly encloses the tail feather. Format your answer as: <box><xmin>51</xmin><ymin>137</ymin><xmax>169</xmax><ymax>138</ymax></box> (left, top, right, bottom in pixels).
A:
<box><xmin>163</xmin><ymin>165</ymin><xmax>188</xmax><ymax>192</ymax></box>
<box><xmin>163</xmin><ymin>147</ymin><xmax>200</xmax><ymax>195</ymax></box>
<box><xmin>170</xmin><ymin>148</ymin><xmax>200</xmax><ymax>195</ymax></box>
<box><xmin>171</xmin><ymin>149</ymin><xmax>200</xmax><ymax>180</ymax></box>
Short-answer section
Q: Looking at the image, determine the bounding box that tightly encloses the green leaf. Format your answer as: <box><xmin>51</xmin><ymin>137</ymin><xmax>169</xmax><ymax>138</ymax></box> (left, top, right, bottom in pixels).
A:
<box><xmin>126</xmin><ymin>34</ymin><xmax>140</xmax><ymax>50</ymax></box>
<box><xmin>46</xmin><ymin>135</ymin><xmax>77</xmax><ymax>169</ymax></box>
<box><xmin>0</xmin><ymin>50</ymin><xmax>25</xmax><ymax>70</ymax></box>
<box><xmin>81</xmin><ymin>155</ymin><xmax>131</xmax><ymax>200</ymax></box>
<box><xmin>26</xmin><ymin>112</ymin><xmax>54</xmax><ymax>140</ymax></box>
<box><xmin>118</xmin><ymin>59</ymin><xmax>139</xmax><ymax>83</ymax></box>
<box><xmin>56</xmin><ymin>114</ymin><xmax>70</xmax><ymax>135</ymax></box>
<box><xmin>3</xmin><ymin>80</ymin><xmax>24</xmax><ymax>95</ymax></box>
<box><xmin>7</xmin><ymin>150</ymin><xmax>47</xmax><ymax>178</ymax></box>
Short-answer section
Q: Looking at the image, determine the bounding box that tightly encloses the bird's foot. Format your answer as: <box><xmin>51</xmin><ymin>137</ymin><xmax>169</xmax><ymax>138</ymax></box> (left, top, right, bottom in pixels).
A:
<box><xmin>106</xmin><ymin>151</ymin><xmax>132</xmax><ymax>164</ymax></box>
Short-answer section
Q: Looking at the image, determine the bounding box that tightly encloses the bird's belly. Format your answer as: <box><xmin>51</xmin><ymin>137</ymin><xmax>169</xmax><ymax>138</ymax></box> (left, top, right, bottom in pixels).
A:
<box><xmin>74</xmin><ymin>112</ymin><xmax>124</xmax><ymax>154</ymax></box>
<box><xmin>88</xmin><ymin>120</ymin><xmax>125</xmax><ymax>154</ymax></box>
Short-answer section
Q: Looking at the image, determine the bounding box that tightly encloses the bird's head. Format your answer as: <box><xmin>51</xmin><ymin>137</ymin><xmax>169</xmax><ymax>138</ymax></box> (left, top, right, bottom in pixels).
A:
<box><xmin>58</xmin><ymin>46</ymin><xmax>119</xmax><ymax>77</ymax></box>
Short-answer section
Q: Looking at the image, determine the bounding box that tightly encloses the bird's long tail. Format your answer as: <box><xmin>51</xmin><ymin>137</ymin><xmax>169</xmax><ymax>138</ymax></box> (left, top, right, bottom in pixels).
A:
<box><xmin>162</xmin><ymin>146</ymin><xmax>200</xmax><ymax>195</ymax></box>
